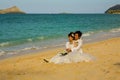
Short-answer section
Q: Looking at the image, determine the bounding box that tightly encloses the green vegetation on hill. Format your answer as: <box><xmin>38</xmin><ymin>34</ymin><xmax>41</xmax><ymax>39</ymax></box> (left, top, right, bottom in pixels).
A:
<box><xmin>105</xmin><ymin>4</ymin><xmax>120</xmax><ymax>14</ymax></box>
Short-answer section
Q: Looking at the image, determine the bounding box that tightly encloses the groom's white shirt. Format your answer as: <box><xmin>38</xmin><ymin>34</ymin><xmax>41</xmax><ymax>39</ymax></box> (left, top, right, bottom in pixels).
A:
<box><xmin>71</xmin><ymin>38</ymin><xmax>83</xmax><ymax>54</ymax></box>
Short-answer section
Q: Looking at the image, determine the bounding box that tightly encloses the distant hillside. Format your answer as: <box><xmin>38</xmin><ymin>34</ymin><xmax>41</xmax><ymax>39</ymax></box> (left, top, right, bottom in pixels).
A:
<box><xmin>0</xmin><ymin>6</ymin><xmax>25</xmax><ymax>14</ymax></box>
<box><xmin>105</xmin><ymin>4</ymin><xmax>120</xmax><ymax>14</ymax></box>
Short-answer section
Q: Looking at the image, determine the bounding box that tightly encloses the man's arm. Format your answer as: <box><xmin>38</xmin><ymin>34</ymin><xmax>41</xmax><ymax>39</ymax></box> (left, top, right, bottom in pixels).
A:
<box><xmin>71</xmin><ymin>39</ymin><xmax>82</xmax><ymax>52</ymax></box>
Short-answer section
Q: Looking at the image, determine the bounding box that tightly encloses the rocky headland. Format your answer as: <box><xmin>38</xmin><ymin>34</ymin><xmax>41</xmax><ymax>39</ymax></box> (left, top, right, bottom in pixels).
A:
<box><xmin>0</xmin><ymin>6</ymin><xmax>25</xmax><ymax>14</ymax></box>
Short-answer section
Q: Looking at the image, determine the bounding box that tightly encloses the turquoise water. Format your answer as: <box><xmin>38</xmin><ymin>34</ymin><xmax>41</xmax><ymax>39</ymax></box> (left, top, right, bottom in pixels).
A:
<box><xmin>0</xmin><ymin>14</ymin><xmax>120</xmax><ymax>57</ymax></box>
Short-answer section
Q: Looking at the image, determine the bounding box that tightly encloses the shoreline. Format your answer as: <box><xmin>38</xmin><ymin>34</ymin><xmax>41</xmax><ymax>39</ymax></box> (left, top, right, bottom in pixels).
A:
<box><xmin>0</xmin><ymin>37</ymin><xmax>120</xmax><ymax>80</ymax></box>
<box><xmin>0</xmin><ymin>36</ymin><xmax>119</xmax><ymax>61</ymax></box>
<box><xmin>0</xmin><ymin>30</ymin><xmax>120</xmax><ymax>60</ymax></box>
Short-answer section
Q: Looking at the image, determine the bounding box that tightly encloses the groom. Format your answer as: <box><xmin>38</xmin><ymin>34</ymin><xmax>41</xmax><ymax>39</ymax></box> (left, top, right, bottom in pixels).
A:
<box><xmin>71</xmin><ymin>31</ymin><xmax>83</xmax><ymax>53</ymax></box>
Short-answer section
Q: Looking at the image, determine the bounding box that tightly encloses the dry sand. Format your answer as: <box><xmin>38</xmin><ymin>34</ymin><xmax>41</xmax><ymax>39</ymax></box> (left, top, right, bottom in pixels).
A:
<box><xmin>0</xmin><ymin>37</ymin><xmax>120</xmax><ymax>80</ymax></box>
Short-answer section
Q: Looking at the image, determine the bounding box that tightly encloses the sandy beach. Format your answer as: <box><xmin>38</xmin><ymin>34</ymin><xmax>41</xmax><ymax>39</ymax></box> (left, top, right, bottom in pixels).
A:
<box><xmin>0</xmin><ymin>37</ymin><xmax>120</xmax><ymax>80</ymax></box>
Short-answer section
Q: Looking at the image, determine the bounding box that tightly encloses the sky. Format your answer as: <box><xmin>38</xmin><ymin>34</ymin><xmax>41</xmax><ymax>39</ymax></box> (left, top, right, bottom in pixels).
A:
<box><xmin>0</xmin><ymin>0</ymin><xmax>120</xmax><ymax>13</ymax></box>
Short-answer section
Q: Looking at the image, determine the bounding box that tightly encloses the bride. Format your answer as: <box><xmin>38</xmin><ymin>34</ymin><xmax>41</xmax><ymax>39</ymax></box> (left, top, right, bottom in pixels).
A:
<box><xmin>44</xmin><ymin>31</ymin><xmax>95</xmax><ymax>64</ymax></box>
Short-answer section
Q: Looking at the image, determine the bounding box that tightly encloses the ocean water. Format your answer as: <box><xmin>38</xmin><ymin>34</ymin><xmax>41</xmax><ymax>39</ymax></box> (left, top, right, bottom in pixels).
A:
<box><xmin>0</xmin><ymin>14</ymin><xmax>120</xmax><ymax>58</ymax></box>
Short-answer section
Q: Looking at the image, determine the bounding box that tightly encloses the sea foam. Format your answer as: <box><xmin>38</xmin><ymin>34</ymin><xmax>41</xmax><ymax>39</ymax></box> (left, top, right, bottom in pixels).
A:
<box><xmin>110</xmin><ymin>28</ymin><xmax>120</xmax><ymax>33</ymax></box>
<box><xmin>0</xmin><ymin>42</ymin><xmax>9</xmax><ymax>47</ymax></box>
<box><xmin>0</xmin><ymin>50</ymin><xmax>5</xmax><ymax>56</ymax></box>
<box><xmin>83</xmin><ymin>32</ymin><xmax>94</xmax><ymax>37</ymax></box>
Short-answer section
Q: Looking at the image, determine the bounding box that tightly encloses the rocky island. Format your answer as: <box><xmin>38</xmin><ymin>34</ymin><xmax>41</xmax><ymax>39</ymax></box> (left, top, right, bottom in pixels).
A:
<box><xmin>0</xmin><ymin>6</ymin><xmax>25</xmax><ymax>14</ymax></box>
<box><xmin>105</xmin><ymin>4</ymin><xmax>120</xmax><ymax>14</ymax></box>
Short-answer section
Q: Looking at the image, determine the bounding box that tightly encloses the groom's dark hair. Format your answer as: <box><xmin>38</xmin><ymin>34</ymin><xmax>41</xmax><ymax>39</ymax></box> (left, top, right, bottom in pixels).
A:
<box><xmin>75</xmin><ymin>31</ymin><xmax>82</xmax><ymax>38</ymax></box>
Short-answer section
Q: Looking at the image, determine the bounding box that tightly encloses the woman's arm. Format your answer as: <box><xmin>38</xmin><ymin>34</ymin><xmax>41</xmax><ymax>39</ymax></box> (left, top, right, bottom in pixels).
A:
<box><xmin>65</xmin><ymin>42</ymin><xmax>72</xmax><ymax>53</ymax></box>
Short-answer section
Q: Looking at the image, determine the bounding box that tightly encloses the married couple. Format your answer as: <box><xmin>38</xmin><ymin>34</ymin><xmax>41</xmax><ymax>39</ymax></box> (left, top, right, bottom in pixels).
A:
<box><xmin>44</xmin><ymin>31</ymin><xmax>95</xmax><ymax>64</ymax></box>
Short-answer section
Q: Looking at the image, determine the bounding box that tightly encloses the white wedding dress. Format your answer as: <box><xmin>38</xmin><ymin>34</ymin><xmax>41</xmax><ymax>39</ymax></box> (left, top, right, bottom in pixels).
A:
<box><xmin>49</xmin><ymin>39</ymin><xmax>95</xmax><ymax>64</ymax></box>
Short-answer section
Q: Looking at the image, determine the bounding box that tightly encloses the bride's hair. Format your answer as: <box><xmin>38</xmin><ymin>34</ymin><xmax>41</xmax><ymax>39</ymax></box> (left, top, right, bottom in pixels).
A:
<box><xmin>68</xmin><ymin>32</ymin><xmax>75</xmax><ymax>40</ymax></box>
